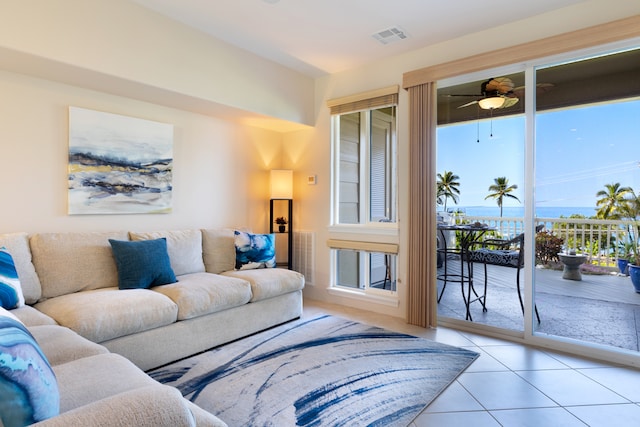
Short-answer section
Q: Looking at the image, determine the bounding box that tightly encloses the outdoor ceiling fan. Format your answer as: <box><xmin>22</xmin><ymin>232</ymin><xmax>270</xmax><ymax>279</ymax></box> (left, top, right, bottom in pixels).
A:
<box><xmin>453</xmin><ymin>77</ymin><xmax>520</xmax><ymax>110</ymax></box>
<box><xmin>448</xmin><ymin>77</ymin><xmax>554</xmax><ymax>110</ymax></box>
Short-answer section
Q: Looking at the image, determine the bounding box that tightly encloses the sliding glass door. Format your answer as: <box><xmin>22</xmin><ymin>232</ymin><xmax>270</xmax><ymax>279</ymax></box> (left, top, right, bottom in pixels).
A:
<box><xmin>436</xmin><ymin>71</ymin><xmax>526</xmax><ymax>332</ymax></box>
<box><xmin>436</xmin><ymin>43</ymin><xmax>640</xmax><ymax>357</ymax></box>
<box><xmin>532</xmin><ymin>47</ymin><xmax>640</xmax><ymax>351</ymax></box>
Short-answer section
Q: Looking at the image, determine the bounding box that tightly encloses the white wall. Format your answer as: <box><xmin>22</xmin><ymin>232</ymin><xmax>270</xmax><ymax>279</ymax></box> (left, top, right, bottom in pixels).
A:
<box><xmin>0</xmin><ymin>0</ymin><xmax>315</xmax><ymax>235</ymax></box>
<box><xmin>0</xmin><ymin>0</ymin><xmax>315</xmax><ymax>129</ymax></box>
<box><xmin>0</xmin><ymin>70</ymin><xmax>282</xmax><ymax>234</ymax></box>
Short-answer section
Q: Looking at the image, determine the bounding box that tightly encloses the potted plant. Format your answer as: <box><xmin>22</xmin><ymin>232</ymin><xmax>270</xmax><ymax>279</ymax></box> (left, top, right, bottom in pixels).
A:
<box><xmin>626</xmin><ymin>223</ymin><xmax>640</xmax><ymax>291</ymax></box>
<box><xmin>627</xmin><ymin>226</ymin><xmax>640</xmax><ymax>291</ymax></box>
<box><xmin>617</xmin><ymin>240</ymin><xmax>634</xmax><ymax>275</ymax></box>
<box><xmin>627</xmin><ymin>253</ymin><xmax>640</xmax><ymax>293</ymax></box>
<box><xmin>275</xmin><ymin>217</ymin><xmax>288</xmax><ymax>233</ymax></box>
<box><xmin>619</xmin><ymin>192</ymin><xmax>640</xmax><ymax>291</ymax></box>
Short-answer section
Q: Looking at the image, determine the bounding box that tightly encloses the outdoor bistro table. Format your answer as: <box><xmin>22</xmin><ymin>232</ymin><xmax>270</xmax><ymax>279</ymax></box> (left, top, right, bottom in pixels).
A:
<box><xmin>437</xmin><ymin>223</ymin><xmax>495</xmax><ymax>321</ymax></box>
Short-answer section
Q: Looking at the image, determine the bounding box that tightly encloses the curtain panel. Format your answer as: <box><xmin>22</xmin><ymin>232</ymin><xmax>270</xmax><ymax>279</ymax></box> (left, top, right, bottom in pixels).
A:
<box><xmin>406</xmin><ymin>83</ymin><xmax>438</xmax><ymax>328</ymax></box>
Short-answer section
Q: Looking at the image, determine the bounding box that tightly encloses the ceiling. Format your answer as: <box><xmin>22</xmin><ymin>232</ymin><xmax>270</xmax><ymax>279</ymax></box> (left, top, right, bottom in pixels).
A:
<box><xmin>130</xmin><ymin>0</ymin><xmax>586</xmax><ymax>78</ymax></box>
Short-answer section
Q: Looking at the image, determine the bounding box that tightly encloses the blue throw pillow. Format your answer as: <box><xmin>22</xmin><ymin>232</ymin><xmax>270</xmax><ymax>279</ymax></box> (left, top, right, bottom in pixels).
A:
<box><xmin>109</xmin><ymin>238</ymin><xmax>177</xmax><ymax>289</ymax></box>
<box><xmin>0</xmin><ymin>312</ymin><xmax>60</xmax><ymax>426</ymax></box>
<box><xmin>234</xmin><ymin>231</ymin><xmax>276</xmax><ymax>270</ymax></box>
<box><xmin>0</xmin><ymin>247</ymin><xmax>25</xmax><ymax>310</ymax></box>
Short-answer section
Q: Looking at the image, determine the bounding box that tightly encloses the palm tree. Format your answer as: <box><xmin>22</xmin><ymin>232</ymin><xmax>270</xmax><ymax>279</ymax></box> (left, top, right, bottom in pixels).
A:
<box><xmin>436</xmin><ymin>171</ymin><xmax>460</xmax><ymax>212</ymax></box>
<box><xmin>485</xmin><ymin>177</ymin><xmax>520</xmax><ymax>217</ymax></box>
<box><xmin>595</xmin><ymin>182</ymin><xmax>633</xmax><ymax>219</ymax></box>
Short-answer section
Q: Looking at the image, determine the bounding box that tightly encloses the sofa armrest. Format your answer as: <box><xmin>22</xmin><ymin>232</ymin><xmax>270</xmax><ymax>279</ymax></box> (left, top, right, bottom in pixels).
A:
<box><xmin>32</xmin><ymin>385</ymin><xmax>204</xmax><ymax>427</ymax></box>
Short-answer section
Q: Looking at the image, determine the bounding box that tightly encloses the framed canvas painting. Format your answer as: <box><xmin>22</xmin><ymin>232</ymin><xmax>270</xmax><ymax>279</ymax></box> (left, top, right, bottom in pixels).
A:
<box><xmin>68</xmin><ymin>107</ymin><xmax>174</xmax><ymax>214</ymax></box>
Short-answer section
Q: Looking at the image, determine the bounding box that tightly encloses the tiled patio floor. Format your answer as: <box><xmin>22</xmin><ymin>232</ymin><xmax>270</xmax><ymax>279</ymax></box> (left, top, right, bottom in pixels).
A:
<box><xmin>437</xmin><ymin>260</ymin><xmax>640</xmax><ymax>351</ymax></box>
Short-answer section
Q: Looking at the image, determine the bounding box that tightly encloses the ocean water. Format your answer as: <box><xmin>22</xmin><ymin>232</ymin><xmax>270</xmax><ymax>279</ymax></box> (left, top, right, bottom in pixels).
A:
<box><xmin>446</xmin><ymin>206</ymin><xmax>597</xmax><ymax>218</ymax></box>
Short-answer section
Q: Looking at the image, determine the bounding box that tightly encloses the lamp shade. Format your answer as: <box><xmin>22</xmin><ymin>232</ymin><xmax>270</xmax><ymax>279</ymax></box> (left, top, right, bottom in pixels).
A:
<box><xmin>270</xmin><ymin>169</ymin><xmax>293</xmax><ymax>199</ymax></box>
<box><xmin>478</xmin><ymin>96</ymin><xmax>505</xmax><ymax>110</ymax></box>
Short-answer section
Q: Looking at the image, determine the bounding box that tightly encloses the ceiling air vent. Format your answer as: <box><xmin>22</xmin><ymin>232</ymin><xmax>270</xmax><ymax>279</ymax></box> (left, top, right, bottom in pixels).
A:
<box><xmin>372</xmin><ymin>26</ymin><xmax>408</xmax><ymax>45</ymax></box>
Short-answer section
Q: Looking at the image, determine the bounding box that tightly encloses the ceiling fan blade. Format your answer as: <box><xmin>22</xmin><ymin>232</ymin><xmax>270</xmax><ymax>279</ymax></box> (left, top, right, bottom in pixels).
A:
<box><xmin>512</xmin><ymin>82</ymin><xmax>554</xmax><ymax>97</ymax></box>
<box><xmin>442</xmin><ymin>94</ymin><xmax>482</xmax><ymax>97</ymax></box>
<box><xmin>457</xmin><ymin>100</ymin><xmax>479</xmax><ymax>108</ymax></box>
<box><xmin>499</xmin><ymin>97</ymin><xmax>519</xmax><ymax>108</ymax></box>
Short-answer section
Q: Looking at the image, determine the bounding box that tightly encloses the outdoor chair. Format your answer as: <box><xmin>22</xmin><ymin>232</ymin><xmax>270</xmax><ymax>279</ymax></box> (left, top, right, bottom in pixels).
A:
<box><xmin>468</xmin><ymin>228</ymin><xmax>541</xmax><ymax>323</ymax></box>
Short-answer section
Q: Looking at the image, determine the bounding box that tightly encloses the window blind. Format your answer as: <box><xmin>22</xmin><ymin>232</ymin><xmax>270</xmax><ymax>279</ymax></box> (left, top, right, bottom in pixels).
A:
<box><xmin>327</xmin><ymin>239</ymin><xmax>399</xmax><ymax>254</ymax></box>
<box><xmin>327</xmin><ymin>85</ymin><xmax>399</xmax><ymax>115</ymax></box>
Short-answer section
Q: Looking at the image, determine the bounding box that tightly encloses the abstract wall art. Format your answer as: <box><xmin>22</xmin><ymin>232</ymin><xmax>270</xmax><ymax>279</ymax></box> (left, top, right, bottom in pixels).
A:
<box><xmin>68</xmin><ymin>107</ymin><xmax>174</xmax><ymax>215</ymax></box>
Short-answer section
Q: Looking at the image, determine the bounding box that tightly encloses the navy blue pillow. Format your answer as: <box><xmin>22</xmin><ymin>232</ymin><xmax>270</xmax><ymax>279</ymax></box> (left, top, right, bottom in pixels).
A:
<box><xmin>109</xmin><ymin>238</ymin><xmax>177</xmax><ymax>289</ymax></box>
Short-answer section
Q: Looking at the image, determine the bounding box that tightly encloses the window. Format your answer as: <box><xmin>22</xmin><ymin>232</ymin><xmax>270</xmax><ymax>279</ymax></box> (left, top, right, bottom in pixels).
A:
<box><xmin>335</xmin><ymin>250</ymin><xmax>397</xmax><ymax>292</ymax></box>
<box><xmin>329</xmin><ymin>88</ymin><xmax>398</xmax><ymax>226</ymax></box>
<box><xmin>327</xmin><ymin>86</ymin><xmax>399</xmax><ymax>301</ymax></box>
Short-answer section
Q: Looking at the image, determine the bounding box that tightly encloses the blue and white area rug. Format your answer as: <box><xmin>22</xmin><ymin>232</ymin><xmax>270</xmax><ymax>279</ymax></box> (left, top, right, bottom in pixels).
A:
<box><xmin>149</xmin><ymin>315</ymin><xmax>478</xmax><ymax>426</ymax></box>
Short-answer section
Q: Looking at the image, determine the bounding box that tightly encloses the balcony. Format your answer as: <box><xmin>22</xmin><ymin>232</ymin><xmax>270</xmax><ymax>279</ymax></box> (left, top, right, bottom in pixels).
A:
<box><xmin>437</xmin><ymin>214</ymin><xmax>640</xmax><ymax>352</ymax></box>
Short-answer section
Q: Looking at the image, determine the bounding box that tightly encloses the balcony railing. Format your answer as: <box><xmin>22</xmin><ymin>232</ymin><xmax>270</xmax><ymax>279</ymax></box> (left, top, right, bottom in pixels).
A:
<box><xmin>452</xmin><ymin>214</ymin><xmax>637</xmax><ymax>268</ymax></box>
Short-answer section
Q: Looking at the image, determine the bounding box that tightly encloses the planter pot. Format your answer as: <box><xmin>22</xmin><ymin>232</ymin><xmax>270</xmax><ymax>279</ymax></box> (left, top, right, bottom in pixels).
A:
<box><xmin>617</xmin><ymin>258</ymin><xmax>630</xmax><ymax>275</ymax></box>
<box><xmin>278</xmin><ymin>225</ymin><xmax>286</xmax><ymax>233</ymax></box>
<box><xmin>628</xmin><ymin>264</ymin><xmax>640</xmax><ymax>293</ymax></box>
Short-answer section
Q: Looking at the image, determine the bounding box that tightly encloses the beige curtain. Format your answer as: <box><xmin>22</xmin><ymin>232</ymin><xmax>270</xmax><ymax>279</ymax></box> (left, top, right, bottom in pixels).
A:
<box><xmin>406</xmin><ymin>82</ymin><xmax>438</xmax><ymax>328</ymax></box>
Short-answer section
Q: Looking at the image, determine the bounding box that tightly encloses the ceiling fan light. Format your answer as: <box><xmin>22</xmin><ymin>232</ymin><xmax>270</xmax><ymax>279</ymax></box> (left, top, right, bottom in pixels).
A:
<box><xmin>478</xmin><ymin>96</ymin><xmax>505</xmax><ymax>109</ymax></box>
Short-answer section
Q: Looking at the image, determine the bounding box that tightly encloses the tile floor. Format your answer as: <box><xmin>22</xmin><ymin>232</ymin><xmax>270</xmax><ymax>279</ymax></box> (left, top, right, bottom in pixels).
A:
<box><xmin>303</xmin><ymin>299</ymin><xmax>640</xmax><ymax>427</ymax></box>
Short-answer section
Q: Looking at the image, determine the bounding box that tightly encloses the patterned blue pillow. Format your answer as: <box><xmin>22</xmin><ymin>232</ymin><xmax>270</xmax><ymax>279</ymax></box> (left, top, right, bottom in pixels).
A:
<box><xmin>0</xmin><ymin>311</ymin><xmax>60</xmax><ymax>426</ymax></box>
<box><xmin>109</xmin><ymin>238</ymin><xmax>177</xmax><ymax>289</ymax></box>
<box><xmin>0</xmin><ymin>247</ymin><xmax>25</xmax><ymax>310</ymax></box>
<box><xmin>234</xmin><ymin>231</ymin><xmax>276</xmax><ymax>270</ymax></box>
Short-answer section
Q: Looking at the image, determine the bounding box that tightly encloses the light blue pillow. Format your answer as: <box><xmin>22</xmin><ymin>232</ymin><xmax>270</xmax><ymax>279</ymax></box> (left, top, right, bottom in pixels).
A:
<box><xmin>234</xmin><ymin>231</ymin><xmax>276</xmax><ymax>270</ymax></box>
<box><xmin>0</xmin><ymin>247</ymin><xmax>25</xmax><ymax>310</ymax></box>
<box><xmin>108</xmin><ymin>238</ymin><xmax>177</xmax><ymax>289</ymax></box>
<box><xmin>0</xmin><ymin>312</ymin><xmax>60</xmax><ymax>426</ymax></box>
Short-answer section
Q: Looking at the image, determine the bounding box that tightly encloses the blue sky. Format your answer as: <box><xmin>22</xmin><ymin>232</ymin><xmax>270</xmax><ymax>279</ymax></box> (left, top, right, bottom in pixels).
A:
<box><xmin>437</xmin><ymin>99</ymin><xmax>640</xmax><ymax>209</ymax></box>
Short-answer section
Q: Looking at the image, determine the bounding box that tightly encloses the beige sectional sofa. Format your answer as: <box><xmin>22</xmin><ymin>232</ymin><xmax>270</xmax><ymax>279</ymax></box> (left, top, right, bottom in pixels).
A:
<box><xmin>0</xmin><ymin>228</ymin><xmax>304</xmax><ymax>426</ymax></box>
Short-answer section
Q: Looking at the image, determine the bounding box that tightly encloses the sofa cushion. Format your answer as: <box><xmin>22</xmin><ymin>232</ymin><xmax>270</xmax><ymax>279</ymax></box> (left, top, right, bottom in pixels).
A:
<box><xmin>130</xmin><ymin>229</ymin><xmax>206</xmax><ymax>276</ymax></box>
<box><xmin>0</xmin><ymin>247</ymin><xmax>25</xmax><ymax>309</ymax></box>
<box><xmin>0</xmin><ymin>307</ymin><xmax>60</xmax><ymax>426</ymax></box>
<box><xmin>152</xmin><ymin>272</ymin><xmax>252</xmax><ymax>320</ymax></box>
<box><xmin>222</xmin><ymin>268</ymin><xmax>305</xmax><ymax>302</ymax></box>
<box><xmin>52</xmin><ymin>353</ymin><xmax>159</xmax><ymax>414</ymax></box>
<box><xmin>30</xmin><ymin>231</ymin><xmax>129</xmax><ymax>299</ymax></box>
<box><xmin>29</xmin><ymin>325</ymin><xmax>109</xmax><ymax>366</ymax></box>
<box><xmin>10</xmin><ymin>306</ymin><xmax>57</xmax><ymax>327</ymax></box>
<box><xmin>201</xmin><ymin>228</ymin><xmax>236</xmax><ymax>274</ymax></box>
<box><xmin>0</xmin><ymin>233</ymin><xmax>41</xmax><ymax>304</ymax></box>
<box><xmin>109</xmin><ymin>238</ymin><xmax>177</xmax><ymax>289</ymax></box>
<box><xmin>34</xmin><ymin>288</ymin><xmax>178</xmax><ymax>343</ymax></box>
<box><xmin>234</xmin><ymin>230</ymin><xmax>276</xmax><ymax>270</ymax></box>
<box><xmin>469</xmin><ymin>248</ymin><xmax>522</xmax><ymax>268</ymax></box>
